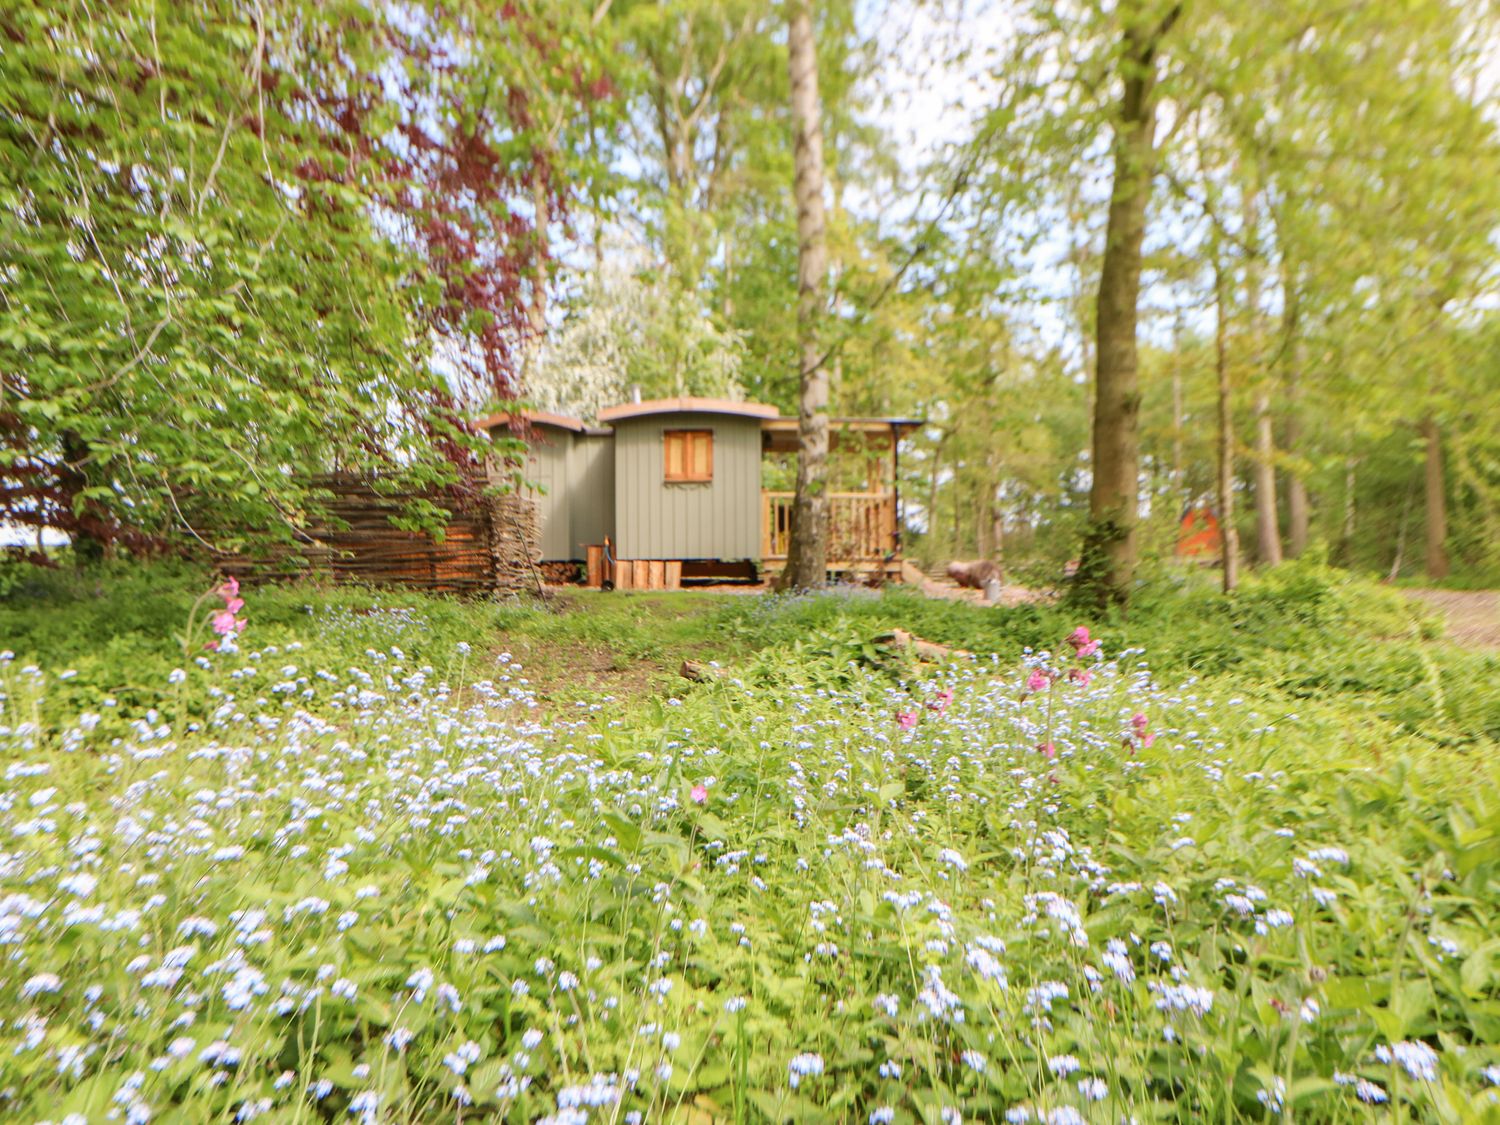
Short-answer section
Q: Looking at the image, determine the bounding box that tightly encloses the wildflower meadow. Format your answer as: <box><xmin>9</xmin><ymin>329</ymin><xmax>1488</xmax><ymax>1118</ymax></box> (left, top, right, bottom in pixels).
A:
<box><xmin>0</xmin><ymin>563</ymin><xmax>1497</xmax><ymax>1123</ymax></box>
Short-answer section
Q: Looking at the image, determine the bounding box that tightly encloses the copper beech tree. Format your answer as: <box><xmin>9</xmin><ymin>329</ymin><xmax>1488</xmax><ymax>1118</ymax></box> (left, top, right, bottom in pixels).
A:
<box><xmin>0</xmin><ymin>0</ymin><xmax>612</xmax><ymax>556</ymax></box>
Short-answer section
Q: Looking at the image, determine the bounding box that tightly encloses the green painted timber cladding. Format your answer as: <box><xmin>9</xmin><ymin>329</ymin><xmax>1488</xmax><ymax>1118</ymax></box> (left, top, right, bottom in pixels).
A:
<box><xmin>613</xmin><ymin>412</ymin><xmax>760</xmax><ymax>560</ymax></box>
<box><xmin>524</xmin><ymin>428</ymin><xmax>572</xmax><ymax>561</ymax></box>
<box><xmin>568</xmin><ymin>433</ymin><xmax>614</xmax><ymax>558</ymax></box>
<box><xmin>522</xmin><ymin>426</ymin><xmax>616</xmax><ymax>562</ymax></box>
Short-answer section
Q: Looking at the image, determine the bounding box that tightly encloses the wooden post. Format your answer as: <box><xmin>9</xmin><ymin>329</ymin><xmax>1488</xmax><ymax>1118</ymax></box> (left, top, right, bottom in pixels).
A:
<box><xmin>649</xmin><ymin>560</ymin><xmax>665</xmax><ymax>589</ymax></box>
<box><xmin>666</xmin><ymin>560</ymin><xmax>682</xmax><ymax>590</ymax></box>
<box><xmin>586</xmin><ymin>545</ymin><xmax>604</xmax><ymax>588</ymax></box>
<box><xmin>616</xmin><ymin>560</ymin><xmax>633</xmax><ymax>590</ymax></box>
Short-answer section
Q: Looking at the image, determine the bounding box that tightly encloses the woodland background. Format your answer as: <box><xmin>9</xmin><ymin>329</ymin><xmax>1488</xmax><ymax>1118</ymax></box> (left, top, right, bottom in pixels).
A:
<box><xmin>4</xmin><ymin>0</ymin><xmax>1499</xmax><ymax>586</ymax></box>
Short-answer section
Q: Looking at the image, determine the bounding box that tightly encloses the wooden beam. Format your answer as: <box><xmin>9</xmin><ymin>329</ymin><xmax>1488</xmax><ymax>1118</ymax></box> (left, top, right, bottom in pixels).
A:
<box><xmin>665</xmin><ymin>560</ymin><xmax>682</xmax><ymax>590</ymax></box>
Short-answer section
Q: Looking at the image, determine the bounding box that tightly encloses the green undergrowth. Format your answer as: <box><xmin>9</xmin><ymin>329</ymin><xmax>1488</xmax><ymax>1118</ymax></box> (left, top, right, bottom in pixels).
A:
<box><xmin>2</xmin><ymin>556</ymin><xmax>1496</xmax><ymax>745</ymax></box>
<box><xmin>1</xmin><ymin>557</ymin><xmax>1498</xmax><ymax>1122</ymax></box>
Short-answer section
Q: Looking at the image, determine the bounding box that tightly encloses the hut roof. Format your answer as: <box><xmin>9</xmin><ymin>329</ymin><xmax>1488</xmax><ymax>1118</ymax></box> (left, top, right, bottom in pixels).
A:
<box><xmin>597</xmin><ymin>397</ymin><xmax>781</xmax><ymax>423</ymax></box>
<box><xmin>475</xmin><ymin>410</ymin><xmax>608</xmax><ymax>435</ymax></box>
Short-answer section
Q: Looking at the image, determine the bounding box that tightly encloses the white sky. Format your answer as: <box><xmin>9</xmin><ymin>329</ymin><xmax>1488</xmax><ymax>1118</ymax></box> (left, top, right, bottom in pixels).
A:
<box><xmin>860</xmin><ymin>0</ymin><xmax>1010</xmax><ymax>172</ymax></box>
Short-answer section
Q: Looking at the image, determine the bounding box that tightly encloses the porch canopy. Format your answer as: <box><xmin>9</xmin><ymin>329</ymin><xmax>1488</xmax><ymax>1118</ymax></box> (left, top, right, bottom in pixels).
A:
<box><xmin>759</xmin><ymin>416</ymin><xmax>923</xmax><ymax>454</ymax></box>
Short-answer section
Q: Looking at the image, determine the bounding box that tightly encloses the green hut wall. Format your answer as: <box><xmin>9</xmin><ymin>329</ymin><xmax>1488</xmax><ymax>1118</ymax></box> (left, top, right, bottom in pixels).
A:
<box><xmin>612</xmin><ymin>411</ymin><xmax>761</xmax><ymax>560</ymax></box>
<box><xmin>522</xmin><ymin>425</ymin><xmax>573</xmax><ymax>561</ymax></box>
<box><xmin>568</xmin><ymin>433</ymin><xmax>615</xmax><ymax>559</ymax></box>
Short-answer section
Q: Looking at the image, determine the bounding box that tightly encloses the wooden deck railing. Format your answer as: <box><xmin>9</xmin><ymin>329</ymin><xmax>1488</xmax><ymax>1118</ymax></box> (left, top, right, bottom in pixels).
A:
<box><xmin>761</xmin><ymin>491</ymin><xmax>896</xmax><ymax>561</ymax></box>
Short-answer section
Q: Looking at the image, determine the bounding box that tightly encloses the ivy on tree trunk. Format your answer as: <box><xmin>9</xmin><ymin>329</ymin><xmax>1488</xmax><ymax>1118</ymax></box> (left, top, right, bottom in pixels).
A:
<box><xmin>1076</xmin><ymin>1</ymin><xmax>1180</xmax><ymax>608</ymax></box>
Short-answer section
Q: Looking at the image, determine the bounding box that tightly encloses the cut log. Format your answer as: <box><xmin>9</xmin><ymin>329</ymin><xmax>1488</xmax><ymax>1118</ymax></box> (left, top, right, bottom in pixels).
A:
<box><xmin>665</xmin><ymin>560</ymin><xmax>683</xmax><ymax>590</ymax></box>
<box><xmin>649</xmin><ymin>560</ymin><xmax>665</xmax><ymax>589</ymax></box>
<box><xmin>874</xmin><ymin>628</ymin><xmax>973</xmax><ymax>661</ymax></box>
<box><xmin>680</xmin><ymin>660</ymin><xmax>720</xmax><ymax>683</ymax></box>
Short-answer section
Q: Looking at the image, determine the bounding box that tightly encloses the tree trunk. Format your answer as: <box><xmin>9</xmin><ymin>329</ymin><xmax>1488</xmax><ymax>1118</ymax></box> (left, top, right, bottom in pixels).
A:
<box><xmin>521</xmin><ymin>146</ymin><xmax>552</xmax><ymax>391</ymax></box>
<box><xmin>528</xmin><ymin>158</ymin><xmax>551</xmax><ymax>341</ymax></box>
<box><xmin>1077</xmin><ymin>2</ymin><xmax>1179</xmax><ymax>607</ymax></box>
<box><xmin>1278</xmin><ymin>259</ymin><xmax>1309</xmax><ymax>558</ymax></box>
<box><xmin>1241</xmin><ymin>185</ymin><xmax>1280</xmax><ymax>568</ymax></box>
<box><xmin>1388</xmin><ymin>479</ymin><xmax>1415</xmax><ymax>581</ymax></box>
<box><xmin>1285</xmin><ymin>369</ymin><xmax>1309</xmax><ymax>557</ymax></box>
<box><xmin>1253</xmin><ymin>390</ymin><xmax>1282</xmax><ymax>565</ymax></box>
<box><xmin>780</xmin><ymin>1</ymin><xmax>830</xmax><ymax>589</ymax></box>
<box><xmin>1423</xmin><ymin>415</ymin><xmax>1449</xmax><ymax>579</ymax></box>
<box><xmin>992</xmin><ymin>495</ymin><xmax>1005</xmax><ymax>566</ymax></box>
<box><xmin>1214</xmin><ymin>252</ymin><xmax>1240</xmax><ymax>593</ymax></box>
<box><xmin>976</xmin><ymin>487</ymin><xmax>992</xmax><ymax>558</ymax></box>
<box><xmin>1286</xmin><ymin>471</ymin><xmax>1310</xmax><ymax>558</ymax></box>
<box><xmin>60</xmin><ymin>429</ymin><xmax>106</xmax><ymax>564</ymax></box>
<box><xmin>927</xmin><ymin>436</ymin><xmax>945</xmax><ymax>548</ymax></box>
<box><xmin>1339</xmin><ymin>454</ymin><xmax>1357</xmax><ymax>565</ymax></box>
<box><xmin>952</xmin><ymin>476</ymin><xmax>962</xmax><ymax>557</ymax></box>
<box><xmin>1171</xmin><ymin>347</ymin><xmax>1185</xmax><ymax>511</ymax></box>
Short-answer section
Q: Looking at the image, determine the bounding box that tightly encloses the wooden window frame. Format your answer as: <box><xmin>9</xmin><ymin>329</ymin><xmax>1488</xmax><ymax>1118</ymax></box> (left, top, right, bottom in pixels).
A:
<box><xmin>663</xmin><ymin>429</ymin><xmax>713</xmax><ymax>483</ymax></box>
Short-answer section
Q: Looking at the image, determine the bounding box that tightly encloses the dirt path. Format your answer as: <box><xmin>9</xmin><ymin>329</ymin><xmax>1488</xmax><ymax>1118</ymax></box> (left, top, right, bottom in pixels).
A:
<box><xmin>1403</xmin><ymin>588</ymin><xmax>1500</xmax><ymax>650</ymax></box>
<box><xmin>910</xmin><ymin>576</ymin><xmax>1056</xmax><ymax>608</ymax></box>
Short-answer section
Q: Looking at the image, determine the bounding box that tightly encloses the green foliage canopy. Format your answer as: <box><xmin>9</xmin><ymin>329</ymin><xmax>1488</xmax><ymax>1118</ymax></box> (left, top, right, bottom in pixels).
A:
<box><xmin>0</xmin><ymin>0</ymin><xmax>608</xmax><ymax>553</ymax></box>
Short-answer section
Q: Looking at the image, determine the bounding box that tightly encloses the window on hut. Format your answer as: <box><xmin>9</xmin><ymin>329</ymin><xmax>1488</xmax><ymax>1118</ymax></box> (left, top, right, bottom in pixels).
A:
<box><xmin>663</xmin><ymin>430</ymin><xmax>713</xmax><ymax>482</ymax></box>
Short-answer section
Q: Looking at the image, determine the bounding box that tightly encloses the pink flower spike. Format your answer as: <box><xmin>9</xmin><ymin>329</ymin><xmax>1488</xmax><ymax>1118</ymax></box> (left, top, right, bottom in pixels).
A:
<box><xmin>897</xmin><ymin>711</ymin><xmax>918</xmax><ymax>730</ymax></box>
<box><xmin>1078</xmin><ymin>639</ymin><xmax>1102</xmax><ymax>658</ymax></box>
<box><xmin>223</xmin><ymin>597</ymin><xmax>245</xmax><ymax>614</ymax></box>
<box><xmin>1026</xmin><ymin>669</ymin><xmax>1049</xmax><ymax>693</ymax></box>
<box><xmin>1142</xmin><ymin>732</ymin><xmax>1157</xmax><ymax>748</ymax></box>
<box><xmin>690</xmin><ymin>783</ymin><xmax>708</xmax><ymax>805</ymax></box>
<box><xmin>219</xmin><ymin>576</ymin><xmax>240</xmax><ymax>599</ymax></box>
<box><xmin>1066</xmin><ymin>626</ymin><xmax>1091</xmax><ymax>651</ymax></box>
<box><xmin>1038</xmin><ymin>742</ymin><xmax>1056</xmax><ymax>760</ymax></box>
<box><xmin>929</xmin><ymin>689</ymin><xmax>954</xmax><ymax>713</ymax></box>
<box><xmin>211</xmin><ymin>610</ymin><xmax>239</xmax><ymax>636</ymax></box>
<box><xmin>1131</xmin><ymin>712</ymin><xmax>1149</xmax><ymax>733</ymax></box>
<box><xmin>1068</xmin><ymin>667</ymin><xmax>1093</xmax><ymax>686</ymax></box>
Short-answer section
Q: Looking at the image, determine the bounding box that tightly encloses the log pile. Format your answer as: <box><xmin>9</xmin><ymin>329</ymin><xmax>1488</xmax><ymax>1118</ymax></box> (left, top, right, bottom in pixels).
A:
<box><xmin>216</xmin><ymin>474</ymin><xmax>540</xmax><ymax>596</ymax></box>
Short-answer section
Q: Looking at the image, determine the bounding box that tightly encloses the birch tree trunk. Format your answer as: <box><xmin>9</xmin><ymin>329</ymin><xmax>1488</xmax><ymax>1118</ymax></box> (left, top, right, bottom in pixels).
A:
<box><xmin>781</xmin><ymin>1</ymin><xmax>830</xmax><ymax>589</ymax></box>
<box><xmin>1077</xmin><ymin>2</ymin><xmax>1179</xmax><ymax>606</ymax></box>
<box><xmin>1423</xmin><ymin>415</ymin><xmax>1449</xmax><ymax>579</ymax></box>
